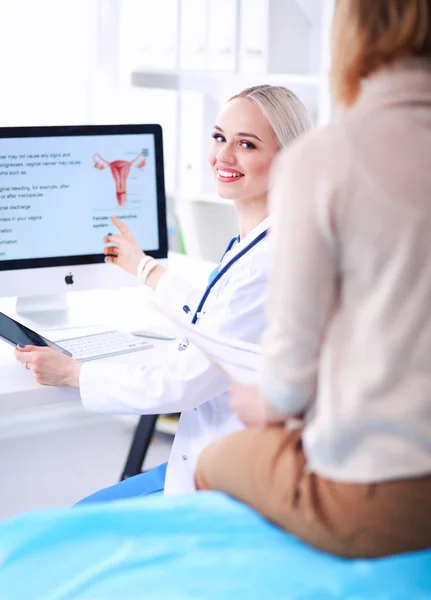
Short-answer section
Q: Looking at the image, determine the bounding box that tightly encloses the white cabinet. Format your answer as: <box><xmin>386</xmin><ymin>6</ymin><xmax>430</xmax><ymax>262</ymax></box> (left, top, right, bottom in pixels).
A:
<box><xmin>238</xmin><ymin>0</ymin><xmax>269</xmax><ymax>73</ymax></box>
<box><xmin>120</xmin><ymin>0</ymin><xmax>151</xmax><ymax>71</ymax></box>
<box><xmin>149</xmin><ymin>0</ymin><xmax>178</xmax><ymax>69</ymax></box>
<box><xmin>173</xmin><ymin>0</ymin><xmax>238</xmax><ymax>72</ymax></box>
<box><xmin>121</xmin><ymin>0</ymin><xmax>177</xmax><ymax>71</ymax></box>
<box><xmin>239</xmin><ymin>0</ymin><xmax>326</xmax><ymax>75</ymax></box>
<box><xmin>207</xmin><ymin>0</ymin><xmax>238</xmax><ymax>71</ymax></box>
<box><xmin>123</xmin><ymin>0</ymin><xmax>334</xmax><ymax>80</ymax></box>
<box><xmin>178</xmin><ymin>91</ymin><xmax>205</xmax><ymax>195</ymax></box>
<box><xmin>180</xmin><ymin>0</ymin><xmax>207</xmax><ymax>70</ymax></box>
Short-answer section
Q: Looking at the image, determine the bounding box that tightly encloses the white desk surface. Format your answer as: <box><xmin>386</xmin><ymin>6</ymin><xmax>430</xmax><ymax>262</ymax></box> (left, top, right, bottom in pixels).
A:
<box><xmin>0</xmin><ymin>252</ymin><xmax>215</xmax><ymax>412</ymax></box>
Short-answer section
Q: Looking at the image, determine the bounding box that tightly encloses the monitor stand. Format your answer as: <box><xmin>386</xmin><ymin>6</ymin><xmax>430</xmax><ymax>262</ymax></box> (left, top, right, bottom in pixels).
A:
<box><xmin>16</xmin><ymin>294</ymin><xmax>102</xmax><ymax>331</ymax></box>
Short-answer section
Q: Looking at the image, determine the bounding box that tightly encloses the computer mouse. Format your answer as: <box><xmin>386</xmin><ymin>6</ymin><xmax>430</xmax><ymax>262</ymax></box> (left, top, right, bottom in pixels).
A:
<box><xmin>131</xmin><ymin>330</ymin><xmax>177</xmax><ymax>341</ymax></box>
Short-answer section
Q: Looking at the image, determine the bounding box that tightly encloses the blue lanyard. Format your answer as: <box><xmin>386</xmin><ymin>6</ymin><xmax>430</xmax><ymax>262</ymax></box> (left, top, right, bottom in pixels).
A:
<box><xmin>206</xmin><ymin>235</ymin><xmax>239</xmax><ymax>286</ymax></box>
<box><xmin>178</xmin><ymin>229</ymin><xmax>268</xmax><ymax>351</ymax></box>
<box><xmin>190</xmin><ymin>229</ymin><xmax>268</xmax><ymax>325</ymax></box>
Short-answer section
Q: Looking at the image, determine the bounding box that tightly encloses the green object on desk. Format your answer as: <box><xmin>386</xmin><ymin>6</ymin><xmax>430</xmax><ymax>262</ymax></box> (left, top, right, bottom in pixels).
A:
<box><xmin>176</xmin><ymin>220</ymin><xmax>186</xmax><ymax>255</ymax></box>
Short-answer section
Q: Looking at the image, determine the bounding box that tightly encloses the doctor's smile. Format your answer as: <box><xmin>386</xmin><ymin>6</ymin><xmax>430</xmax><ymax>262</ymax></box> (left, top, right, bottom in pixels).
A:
<box><xmin>216</xmin><ymin>167</ymin><xmax>244</xmax><ymax>182</ymax></box>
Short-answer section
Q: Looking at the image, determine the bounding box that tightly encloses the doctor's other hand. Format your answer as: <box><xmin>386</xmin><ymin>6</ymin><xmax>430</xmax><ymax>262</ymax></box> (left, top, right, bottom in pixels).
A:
<box><xmin>103</xmin><ymin>216</ymin><xmax>145</xmax><ymax>275</ymax></box>
<box><xmin>229</xmin><ymin>383</ymin><xmax>286</xmax><ymax>428</ymax></box>
<box><xmin>14</xmin><ymin>345</ymin><xmax>81</xmax><ymax>388</ymax></box>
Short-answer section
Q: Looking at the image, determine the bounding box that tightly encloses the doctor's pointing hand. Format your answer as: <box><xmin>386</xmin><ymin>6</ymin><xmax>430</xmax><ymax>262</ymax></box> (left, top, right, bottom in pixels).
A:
<box><xmin>104</xmin><ymin>216</ymin><xmax>166</xmax><ymax>290</ymax></box>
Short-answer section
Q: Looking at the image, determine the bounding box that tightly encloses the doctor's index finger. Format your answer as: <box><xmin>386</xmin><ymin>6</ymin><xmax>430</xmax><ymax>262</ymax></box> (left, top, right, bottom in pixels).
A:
<box><xmin>110</xmin><ymin>216</ymin><xmax>133</xmax><ymax>238</ymax></box>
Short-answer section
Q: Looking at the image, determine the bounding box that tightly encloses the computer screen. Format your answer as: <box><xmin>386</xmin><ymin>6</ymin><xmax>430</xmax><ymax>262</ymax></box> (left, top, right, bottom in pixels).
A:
<box><xmin>0</xmin><ymin>124</ymin><xmax>168</xmax><ymax>328</ymax></box>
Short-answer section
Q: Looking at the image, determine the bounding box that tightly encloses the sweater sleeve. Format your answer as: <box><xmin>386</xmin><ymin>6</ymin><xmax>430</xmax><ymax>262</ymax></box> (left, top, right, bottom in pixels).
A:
<box><xmin>260</xmin><ymin>137</ymin><xmax>339</xmax><ymax>416</ymax></box>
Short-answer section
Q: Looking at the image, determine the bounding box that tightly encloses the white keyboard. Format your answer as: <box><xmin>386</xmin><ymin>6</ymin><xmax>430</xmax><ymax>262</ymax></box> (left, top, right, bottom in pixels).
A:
<box><xmin>56</xmin><ymin>330</ymin><xmax>154</xmax><ymax>362</ymax></box>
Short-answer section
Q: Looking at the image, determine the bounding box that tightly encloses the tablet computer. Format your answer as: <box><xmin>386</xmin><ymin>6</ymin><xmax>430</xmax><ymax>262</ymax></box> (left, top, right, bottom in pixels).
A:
<box><xmin>0</xmin><ymin>311</ymin><xmax>72</xmax><ymax>357</ymax></box>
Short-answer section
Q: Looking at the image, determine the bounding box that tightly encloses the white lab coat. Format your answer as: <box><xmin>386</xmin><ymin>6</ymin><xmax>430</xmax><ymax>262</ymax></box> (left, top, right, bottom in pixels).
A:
<box><xmin>80</xmin><ymin>217</ymin><xmax>270</xmax><ymax>494</ymax></box>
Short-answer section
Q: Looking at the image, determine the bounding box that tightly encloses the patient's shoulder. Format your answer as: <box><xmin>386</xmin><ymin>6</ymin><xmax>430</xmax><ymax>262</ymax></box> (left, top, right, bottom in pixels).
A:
<box><xmin>277</xmin><ymin>116</ymin><xmax>354</xmax><ymax>188</ymax></box>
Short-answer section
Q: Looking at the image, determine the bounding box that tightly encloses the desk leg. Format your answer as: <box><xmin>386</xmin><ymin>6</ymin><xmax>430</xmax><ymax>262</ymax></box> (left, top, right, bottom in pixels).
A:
<box><xmin>120</xmin><ymin>415</ymin><xmax>159</xmax><ymax>481</ymax></box>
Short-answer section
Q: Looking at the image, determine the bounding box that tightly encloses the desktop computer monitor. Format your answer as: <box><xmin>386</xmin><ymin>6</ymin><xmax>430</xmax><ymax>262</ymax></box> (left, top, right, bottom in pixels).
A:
<box><xmin>0</xmin><ymin>124</ymin><xmax>168</xmax><ymax>328</ymax></box>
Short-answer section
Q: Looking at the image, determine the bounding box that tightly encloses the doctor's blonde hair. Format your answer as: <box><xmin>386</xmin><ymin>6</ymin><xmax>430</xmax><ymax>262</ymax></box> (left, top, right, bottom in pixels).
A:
<box><xmin>229</xmin><ymin>85</ymin><xmax>312</xmax><ymax>148</ymax></box>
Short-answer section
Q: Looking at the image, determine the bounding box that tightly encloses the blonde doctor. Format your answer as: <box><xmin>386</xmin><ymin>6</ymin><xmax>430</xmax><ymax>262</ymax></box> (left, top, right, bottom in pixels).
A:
<box><xmin>15</xmin><ymin>85</ymin><xmax>311</xmax><ymax>503</ymax></box>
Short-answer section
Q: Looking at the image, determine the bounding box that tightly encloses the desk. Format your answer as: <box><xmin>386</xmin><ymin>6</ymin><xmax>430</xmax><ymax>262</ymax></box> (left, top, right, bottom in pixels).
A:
<box><xmin>0</xmin><ymin>252</ymin><xmax>215</xmax><ymax>413</ymax></box>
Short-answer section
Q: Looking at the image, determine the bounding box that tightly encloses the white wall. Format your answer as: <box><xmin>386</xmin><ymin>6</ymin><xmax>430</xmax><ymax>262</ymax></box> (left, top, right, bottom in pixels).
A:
<box><xmin>0</xmin><ymin>0</ymin><xmax>94</xmax><ymax>126</ymax></box>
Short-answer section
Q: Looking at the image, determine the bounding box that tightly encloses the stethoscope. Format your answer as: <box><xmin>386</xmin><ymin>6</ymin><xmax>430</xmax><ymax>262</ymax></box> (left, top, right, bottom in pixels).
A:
<box><xmin>178</xmin><ymin>229</ymin><xmax>268</xmax><ymax>351</ymax></box>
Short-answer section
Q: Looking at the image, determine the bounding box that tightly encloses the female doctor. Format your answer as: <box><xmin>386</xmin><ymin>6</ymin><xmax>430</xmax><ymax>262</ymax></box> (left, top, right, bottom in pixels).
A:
<box><xmin>15</xmin><ymin>85</ymin><xmax>311</xmax><ymax>501</ymax></box>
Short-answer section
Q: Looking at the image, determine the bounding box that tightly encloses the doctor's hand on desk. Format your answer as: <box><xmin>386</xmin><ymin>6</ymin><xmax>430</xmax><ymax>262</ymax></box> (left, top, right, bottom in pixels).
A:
<box><xmin>229</xmin><ymin>383</ymin><xmax>286</xmax><ymax>428</ymax></box>
<box><xmin>14</xmin><ymin>345</ymin><xmax>81</xmax><ymax>388</ymax></box>
<box><xmin>103</xmin><ymin>216</ymin><xmax>165</xmax><ymax>290</ymax></box>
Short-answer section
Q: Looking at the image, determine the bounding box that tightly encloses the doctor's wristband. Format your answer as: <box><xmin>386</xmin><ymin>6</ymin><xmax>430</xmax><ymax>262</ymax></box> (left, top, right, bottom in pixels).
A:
<box><xmin>137</xmin><ymin>255</ymin><xmax>153</xmax><ymax>279</ymax></box>
<box><xmin>138</xmin><ymin>256</ymin><xmax>159</xmax><ymax>285</ymax></box>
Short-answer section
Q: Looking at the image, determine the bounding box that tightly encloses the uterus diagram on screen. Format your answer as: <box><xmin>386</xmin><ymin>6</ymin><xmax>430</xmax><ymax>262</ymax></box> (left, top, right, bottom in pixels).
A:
<box><xmin>92</xmin><ymin>151</ymin><xmax>147</xmax><ymax>206</ymax></box>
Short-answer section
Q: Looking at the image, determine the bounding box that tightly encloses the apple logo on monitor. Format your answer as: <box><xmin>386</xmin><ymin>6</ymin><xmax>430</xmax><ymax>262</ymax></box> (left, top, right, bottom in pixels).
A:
<box><xmin>65</xmin><ymin>272</ymin><xmax>74</xmax><ymax>285</ymax></box>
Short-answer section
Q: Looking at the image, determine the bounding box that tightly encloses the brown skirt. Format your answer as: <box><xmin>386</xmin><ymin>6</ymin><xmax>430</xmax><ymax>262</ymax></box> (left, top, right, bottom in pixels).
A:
<box><xmin>195</xmin><ymin>427</ymin><xmax>431</xmax><ymax>559</ymax></box>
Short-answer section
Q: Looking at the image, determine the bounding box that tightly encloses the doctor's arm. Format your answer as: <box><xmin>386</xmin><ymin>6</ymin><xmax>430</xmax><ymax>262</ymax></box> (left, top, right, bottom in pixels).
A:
<box><xmin>78</xmin><ymin>263</ymin><xmax>269</xmax><ymax>415</ymax></box>
<box><xmin>14</xmin><ymin>317</ymin><xmax>239</xmax><ymax>410</ymax></box>
<box><xmin>13</xmin><ymin>258</ymin><xmax>207</xmax><ymax>390</ymax></box>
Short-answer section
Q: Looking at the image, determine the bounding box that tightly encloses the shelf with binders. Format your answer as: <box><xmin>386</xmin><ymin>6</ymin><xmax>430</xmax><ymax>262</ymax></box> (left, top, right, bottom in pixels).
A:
<box><xmin>122</xmin><ymin>0</ymin><xmax>335</xmax><ymax>82</ymax></box>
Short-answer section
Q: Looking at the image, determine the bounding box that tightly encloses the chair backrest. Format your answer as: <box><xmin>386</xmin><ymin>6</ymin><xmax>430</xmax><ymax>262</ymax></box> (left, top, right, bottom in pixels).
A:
<box><xmin>178</xmin><ymin>195</ymin><xmax>238</xmax><ymax>262</ymax></box>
